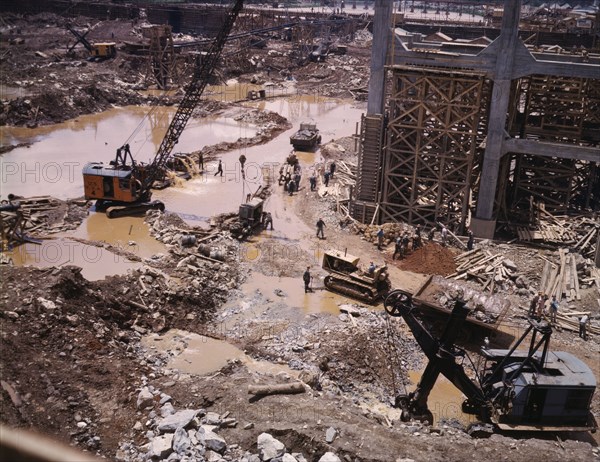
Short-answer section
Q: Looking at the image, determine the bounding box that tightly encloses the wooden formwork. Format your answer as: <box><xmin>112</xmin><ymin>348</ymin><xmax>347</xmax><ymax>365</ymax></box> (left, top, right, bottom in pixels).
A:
<box><xmin>377</xmin><ymin>66</ymin><xmax>490</xmax><ymax>231</ymax></box>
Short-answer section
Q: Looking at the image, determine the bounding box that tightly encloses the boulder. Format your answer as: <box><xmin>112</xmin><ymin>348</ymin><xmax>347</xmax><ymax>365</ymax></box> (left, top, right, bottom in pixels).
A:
<box><xmin>157</xmin><ymin>409</ymin><xmax>198</xmax><ymax>433</ymax></box>
<box><xmin>257</xmin><ymin>432</ymin><xmax>285</xmax><ymax>461</ymax></box>
<box><xmin>137</xmin><ymin>387</ymin><xmax>155</xmax><ymax>410</ymax></box>
<box><xmin>325</xmin><ymin>427</ymin><xmax>337</xmax><ymax>443</ymax></box>
<box><xmin>502</xmin><ymin>259</ymin><xmax>518</xmax><ymax>272</ymax></box>
<box><xmin>160</xmin><ymin>402</ymin><xmax>176</xmax><ymax>417</ymax></box>
<box><xmin>200</xmin><ymin>428</ymin><xmax>227</xmax><ymax>454</ymax></box>
<box><xmin>282</xmin><ymin>454</ymin><xmax>298</xmax><ymax>462</ymax></box>
<box><xmin>172</xmin><ymin>426</ymin><xmax>191</xmax><ymax>455</ymax></box>
<box><xmin>148</xmin><ymin>434</ymin><xmax>173</xmax><ymax>459</ymax></box>
<box><xmin>318</xmin><ymin>453</ymin><xmax>341</xmax><ymax>462</ymax></box>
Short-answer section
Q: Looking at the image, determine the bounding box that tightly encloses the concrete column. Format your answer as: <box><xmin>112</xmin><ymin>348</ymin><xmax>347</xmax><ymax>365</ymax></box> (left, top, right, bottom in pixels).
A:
<box><xmin>472</xmin><ymin>0</ymin><xmax>521</xmax><ymax>238</ymax></box>
<box><xmin>367</xmin><ymin>0</ymin><xmax>393</xmax><ymax>115</ymax></box>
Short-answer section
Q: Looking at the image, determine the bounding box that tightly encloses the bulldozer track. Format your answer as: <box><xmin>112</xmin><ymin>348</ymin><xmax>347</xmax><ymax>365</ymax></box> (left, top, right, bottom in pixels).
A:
<box><xmin>324</xmin><ymin>275</ymin><xmax>379</xmax><ymax>304</ymax></box>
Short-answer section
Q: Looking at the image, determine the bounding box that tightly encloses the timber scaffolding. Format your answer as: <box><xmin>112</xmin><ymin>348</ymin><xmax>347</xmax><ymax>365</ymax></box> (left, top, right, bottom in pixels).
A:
<box><xmin>353</xmin><ymin>0</ymin><xmax>600</xmax><ymax>238</ymax></box>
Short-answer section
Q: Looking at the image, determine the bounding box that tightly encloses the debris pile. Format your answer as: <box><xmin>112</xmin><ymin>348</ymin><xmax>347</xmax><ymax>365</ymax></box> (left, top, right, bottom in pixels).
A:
<box><xmin>449</xmin><ymin>248</ymin><xmax>521</xmax><ymax>294</ymax></box>
<box><xmin>0</xmin><ymin>196</ymin><xmax>88</xmax><ymax>250</ymax></box>
<box><xmin>516</xmin><ymin>212</ymin><xmax>599</xmax><ymax>258</ymax></box>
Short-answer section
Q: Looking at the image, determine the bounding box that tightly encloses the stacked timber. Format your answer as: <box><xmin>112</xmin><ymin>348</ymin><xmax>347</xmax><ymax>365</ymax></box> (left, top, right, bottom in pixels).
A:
<box><xmin>449</xmin><ymin>248</ymin><xmax>516</xmax><ymax>293</ymax></box>
<box><xmin>538</xmin><ymin>248</ymin><xmax>583</xmax><ymax>302</ymax></box>
<box><xmin>516</xmin><ymin>211</ymin><xmax>598</xmax><ymax>258</ymax></box>
<box><xmin>517</xmin><ymin>304</ymin><xmax>600</xmax><ymax>335</ymax></box>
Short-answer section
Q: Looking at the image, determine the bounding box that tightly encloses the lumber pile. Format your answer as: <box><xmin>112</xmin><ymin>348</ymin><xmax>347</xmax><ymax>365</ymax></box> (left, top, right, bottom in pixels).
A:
<box><xmin>538</xmin><ymin>248</ymin><xmax>583</xmax><ymax>302</ymax></box>
<box><xmin>516</xmin><ymin>305</ymin><xmax>600</xmax><ymax>335</ymax></box>
<box><xmin>516</xmin><ymin>211</ymin><xmax>598</xmax><ymax>258</ymax></box>
<box><xmin>448</xmin><ymin>248</ymin><xmax>516</xmax><ymax>292</ymax></box>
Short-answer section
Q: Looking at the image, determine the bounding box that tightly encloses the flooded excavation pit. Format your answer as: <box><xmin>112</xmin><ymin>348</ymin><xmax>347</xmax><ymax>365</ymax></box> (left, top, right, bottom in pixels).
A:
<box><xmin>142</xmin><ymin>329</ymin><xmax>297</xmax><ymax>377</ymax></box>
<box><xmin>240</xmin><ymin>271</ymin><xmax>350</xmax><ymax>316</ymax></box>
<box><xmin>6</xmin><ymin>237</ymin><xmax>141</xmax><ymax>281</ymax></box>
<box><xmin>0</xmin><ymin>106</ymin><xmax>258</xmax><ymax>201</ymax></box>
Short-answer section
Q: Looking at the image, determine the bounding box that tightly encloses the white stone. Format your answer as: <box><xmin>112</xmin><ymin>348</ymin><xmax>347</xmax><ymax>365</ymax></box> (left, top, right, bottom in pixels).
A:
<box><xmin>136</xmin><ymin>387</ymin><xmax>154</xmax><ymax>410</ymax></box>
<box><xmin>200</xmin><ymin>428</ymin><xmax>227</xmax><ymax>454</ymax></box>
<box><xmin>318</xmin><ymin>453</ymin><xmax>341</xmax><ymax>462</ymax></box>
<box><xmin>173</xmin><ymin>426</ymin><xmax>191</xmax><ymax>454</ymax></box>
<box><xmin>282</xmin><ymin>454</ymin><xmax>298</xmax><ymax>462</ymax></box>
<box><xmin>157</xmin><ymin>409</ymin><xmax>198</xmax><ymax>433</ymax></box>
<box><xmin>257</xmin><ymin>433</ymin><xmax>285</xmax><ymax>461</ymax></box>
<box><xmin>148</xmin><ymin>434</ymin><xmax>173</xmax><ymax>459</ymax></box>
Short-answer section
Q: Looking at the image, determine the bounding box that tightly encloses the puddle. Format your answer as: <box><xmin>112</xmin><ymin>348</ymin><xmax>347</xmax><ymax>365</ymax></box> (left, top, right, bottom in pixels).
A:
<box><xmin>142</xmin><ymin>329</ymin><xmax>297</xmax><ymax>377</ymax></box>
<box><xmin>0</xmin><ymin>105</ymin><xmax>258</xmax><ymax>200</ymax></box>
<box><xmin>5</xmin><ymin>237</ymin><xmax>140</xmax><ymax>281</ymax></box>
<box><xmin>69</xmin><ymin>214</ymin><xmax>167</xmax><ymax>260</ymax></box>
<box><xmin>240</xmin><ymin>271</ymin><xmax>350</xmax><ymax>316</ymax></box>
<box><xmin>158</xmin><ymin>96</ymin><xmax>363</xmax><ymax>223</ymax></box>
<box><xmin>407</xmin><ymin>370</ymin><xmax>476</xmax><ymax>426</ymax></box>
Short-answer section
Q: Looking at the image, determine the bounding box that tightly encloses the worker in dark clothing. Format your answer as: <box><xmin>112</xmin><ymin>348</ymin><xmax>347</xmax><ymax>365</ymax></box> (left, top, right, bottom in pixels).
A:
<box><xmin>324</xmin><ymin>171</ymin><xmax>331</xmax><ymax>187</ymax></box>
<box><xmin>529</xmin><ymin>292</ymin><xmax>541</xmax><ymax>318</ymax></box>
<box><xmin>303</xmin><ymin>267</ymin><xmax>312</xmax><ymax>293</ymax></box>
<box><xmin>309</xmin><ymin>174</ymin><xmax>317</xmax><ymax>191</ymax></box>
<box><xmin>427</xmin><ymin>228</ymin><xmax>435</xmax><ymax>242</ymax></box>
<box><xmin>415</xmin><ymin>224</ymin><xmax>421</xmax><ymax>238</ymax></box>
<box><xmin>316</xmin><ymin>218</ymin><xmax>325</xmax><ymax>239</ymax></box>
<box><xmin>264</xmin><ymin>212</ymin><xmax>273</xmax><ymax>230</ymax></box>
<box><xmin>288</xmin><ymin>179</ymin><xmax>296</xmax><ymax>196</ymax></box>
<box><xmin>294</xmin><ymin>173</ymin><xmax>301</xmax><ymax>191</ymax></box>
<box><xmin>330</xmin><ymin>161</ymin><xmax>336</xmax><ymax>178</ymax></box>
<box><xmin>198</xmin><ymin>153</ymin><xmax>204</xmax><ymax>171</ymax></box>
<box><xmin>376</xmin><ymin>228</ymin><xmax>384</xmax><ymax>250</ymax></box>
<box><xmin>467</xmin><ymin>229</ymin><xmax>474</xmax><ymax>251</ymax></box>
<box><xmin>402</xmin><ymin>233</ymin><xmax>409</xmax><ymax>256</ymax></box>
<box><xmin>412</xmin><ymin>233</ymin><xmax>422</xmax><ymax>251</ymax></box>
<box><xmin>214</xmin><ymin>160</ymin><xmax>223</xmax><ymax>177</ymax></box>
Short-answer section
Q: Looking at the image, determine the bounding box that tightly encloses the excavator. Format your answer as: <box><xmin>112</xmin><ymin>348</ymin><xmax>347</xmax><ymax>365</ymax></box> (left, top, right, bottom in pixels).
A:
<box><xmin>384</xmin><ymin>290</ymin><xmax>597</xmax><ymax>433</ymax></box>
<box><xmin>83</xmin><ymin>0</ymin><xmax>244</xmax><ymax>218</ymax></box>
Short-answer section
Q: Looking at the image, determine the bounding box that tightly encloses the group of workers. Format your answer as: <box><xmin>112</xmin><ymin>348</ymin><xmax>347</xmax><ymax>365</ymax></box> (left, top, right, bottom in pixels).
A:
<box><xmin>529</xmin><ymin>291</ymin><xmax>589</xmax><ymax>340</ymax></box>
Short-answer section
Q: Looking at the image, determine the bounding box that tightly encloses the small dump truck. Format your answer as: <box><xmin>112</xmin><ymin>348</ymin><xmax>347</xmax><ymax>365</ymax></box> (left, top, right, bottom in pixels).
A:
<box><xmin>290</xmin><ymin>123</ymin><xmax>321</xmax><ymax>151</ymax></box>
<box><xmin>322</xmin><ymin>249</ymin><xmax>391</xmax><ymax>304</ymax></box>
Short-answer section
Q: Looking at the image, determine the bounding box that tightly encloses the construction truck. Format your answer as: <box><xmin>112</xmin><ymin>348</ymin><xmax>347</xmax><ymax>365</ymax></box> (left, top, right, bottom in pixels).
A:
<box><xmin>384</xmin><ymin>291</ymin><xmax>597</xmax><ymax>433</ymax></box>
<box><xmin>230</xmin><ymin>198</ymin><xmax>264</xmax><ymax>240</ymax></box>
<box><xmin>322</xmin><ymin>249</ymin><xmax>391</xmax><ymax>304</ymax></box>
<box><xmin>82</xmin><ymin>0</ymin><xmax>244</xmax><ymax>217</ymax></box>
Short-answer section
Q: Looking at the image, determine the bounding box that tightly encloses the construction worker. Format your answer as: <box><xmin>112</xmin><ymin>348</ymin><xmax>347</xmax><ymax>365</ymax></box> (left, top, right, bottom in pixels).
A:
<box><xmin>376</xmin><ymin>228</ymin><xmax>384</xmax><ymax>250</ymax></box>
<box><xmin>324</xmin><ymin>171</ymin><xmax>331</xmax><ymax>187</ymax></box>
<box><xmin>536</xmin><ymin>293</ymin><xmax>547</xmax><ymax>320</ymax></box>
<box><xmin>198</xmin><ymin>153</ymin><xmax>204</xmax><ymax>170</ymax></box>
<box><xmin>287</xmin><ymin>179</ymin><xmax>295</xmax><ymax>196</ymax></box>
<box><xmin>401</xmin><ymin>233</ymin><xmax>409</xmax><ymax>256</ymax></box>
<box><xmin>579</xmin><ymin>314</ymin><xmax>589</xmax><ymax>340</ymax></box>
<box><xmin>412</xmin><ymin>232</ymin><xmax>422</xmax><ymax>251</ymax></box>
<box><xmin>415</xmin><ymin>224</ymin><xmax>421</xmax><ymax>238</ymax></box>
<box><xmin>303</xmin><ymin>267</ymin><xmax>312</xmax><ymax>293</ymax></box>
<box><xmin>239</xmin><ymin>154</ymin><xmax>246</xmax><ymax>169</ymax></box>
<box><xmin>294</xmin><ymin>172</ymin><xmax>301</xmax><ymax>191</ymax></box>
<box><xmin>529</xmin><ymin>292</ymin><xmax>541</xmax><ymax>318</ymax></box>
<box><xmin>316</xmin><ymin>218</ymin><xmax>325</xmax><ymax>239</ymax></box>
<box><xmin>264</xmin><ymin>212</ymin><xmax>273</xmax><ymax>230</ymax></box>
<box><xmin>309</xmin><ymin>173</ymin><xmax>317</xmax><ymax>191</ymax></box>
<box><xmin>367</xmin><ymin>261</ymin><xmax>376</xmax><ymax>275</ymax></box>
<box><xmin>550</xmin><ymin>295</ymin><xmax>559</xmax><ymax>324</ymax></box>
<box><xmin>427</xmin><ymin>227</ymin><xmax>435</xmax><ymax>242</ymax></box>
<box><xmin>214</xmin><ymin>160</ymin><xmax>223</xmax><ymax>177</ymax></box>
<box><xmin>467</xmin><ymin>228</ymin><xmax>474</xmax><ymax>251</ymax></box>
<box><xmin>329</xmin><ymin>161</ymin><xmax>336</xmax><ymax>178</ymax></box>
<box><xmin>441</xmin><ymin>225</ymin><xmax>448</xmax><ymax>246</ymax></box>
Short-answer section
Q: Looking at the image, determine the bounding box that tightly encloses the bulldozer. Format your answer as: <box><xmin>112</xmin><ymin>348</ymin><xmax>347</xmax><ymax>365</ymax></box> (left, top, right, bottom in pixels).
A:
<box><xmin>322</xmin><ymin>249</ymin><xmax>391</xmax><ymax>304</ymax></box>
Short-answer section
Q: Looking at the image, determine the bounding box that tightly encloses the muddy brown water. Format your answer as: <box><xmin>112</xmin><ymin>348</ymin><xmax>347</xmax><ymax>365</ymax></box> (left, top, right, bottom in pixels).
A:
<box><xmin>142</xmin><ymin>329</ymin><xmax>298</xmax><ymax>377</ymax></box>
<box><xmin>0</xmin><ymin>105</ymin><xmax>258</xmax><ymax>200</ymax></box>
<box><xmin>1</xmin><ymin>94</ymin><xmax>364</xmax><ymax>289</ymax></box>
